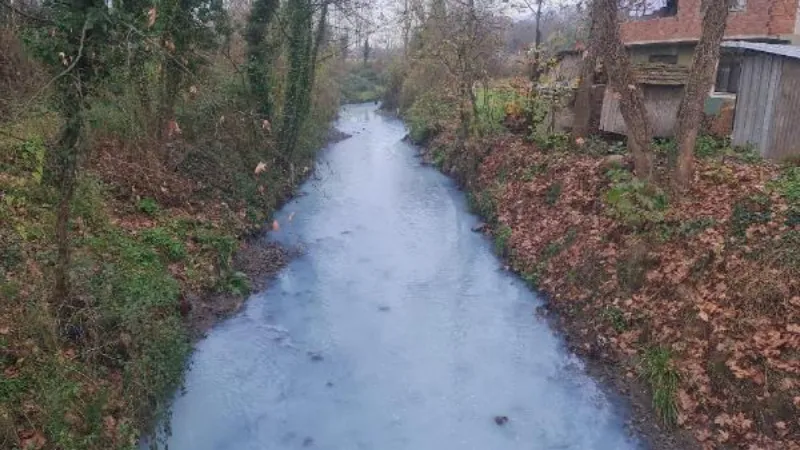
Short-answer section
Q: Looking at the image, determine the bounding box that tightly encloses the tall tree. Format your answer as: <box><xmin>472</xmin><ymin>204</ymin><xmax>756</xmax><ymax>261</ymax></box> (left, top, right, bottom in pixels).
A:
<box><xmin>673</xmin><ymin>0</ymin><xmax>730</xmax><ymax>188</ymax></box>
<box><xmin>572</xmin><ymin>0</ymin><xmax>599</xmax><ymax>139</ymax></box>
<box><xmin>596</xmin><ymin>0</ymin><xmax>653</xmax><ymax>178</ymax></box>
<box><xmin>246</xmin><ymin>0</ymin><xmax>280</xmax><ymax>118</ymax></box>
<box><xmin>279</xmin><ymin>0</ymin><xmax>313</xmax><ymax>166</ymax></box>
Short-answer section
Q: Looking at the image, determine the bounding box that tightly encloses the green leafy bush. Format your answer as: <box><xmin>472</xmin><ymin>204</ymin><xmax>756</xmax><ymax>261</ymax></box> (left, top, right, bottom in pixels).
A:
<box><xmin>604</xmin><ymin>169</ymin><xmax>668</xmax><ymax>229</ymax></box>
<box><xmin>137</xmin><ymin>197</ymin><xmax>160</xmax><ymax>216</ymax></box>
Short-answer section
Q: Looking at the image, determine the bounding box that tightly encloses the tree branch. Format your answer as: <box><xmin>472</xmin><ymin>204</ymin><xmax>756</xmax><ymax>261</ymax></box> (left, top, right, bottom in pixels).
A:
<box><xmin>0</xmin><ymin>0</ymin><xmax>54</xmax><ymax>25</ymax></box>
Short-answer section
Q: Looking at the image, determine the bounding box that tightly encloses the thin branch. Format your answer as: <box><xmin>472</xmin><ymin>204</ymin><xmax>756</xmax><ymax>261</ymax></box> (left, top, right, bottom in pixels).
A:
<box><xmin>0</xmin><ymin>129</ymin><xmax>28</xmax><ymax>142</ymax></box>
<box><xmin>23</xmin><ymin>18</ymin><xmax>90</xmax><ymax>111</ymax></box>
<box><xmin>0</xmin><ymin>0</ymin><xmax>54</xmax><ymax>25</ymax></box>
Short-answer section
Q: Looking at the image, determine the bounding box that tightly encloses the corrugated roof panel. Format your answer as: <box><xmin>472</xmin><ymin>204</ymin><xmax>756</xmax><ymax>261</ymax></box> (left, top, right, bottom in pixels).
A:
<box><xmin>722</xmin><ymin>41</ymin><xmax>800</xmax><ymax>60</ymax></box>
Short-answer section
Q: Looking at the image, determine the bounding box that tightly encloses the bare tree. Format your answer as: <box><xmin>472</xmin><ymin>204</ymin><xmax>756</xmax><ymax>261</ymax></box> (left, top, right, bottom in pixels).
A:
<box><xmin>673</xmin><ymin>0</ymin><xmax>730</xmax><ymax>188</ymax></box>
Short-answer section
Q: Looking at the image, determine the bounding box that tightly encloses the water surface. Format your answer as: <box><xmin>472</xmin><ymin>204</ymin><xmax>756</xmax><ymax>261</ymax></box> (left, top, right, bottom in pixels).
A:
<box><xmin>164</xmin><ymin>104</ymin><xmax>640</xmax><ymax>450</ymax></box>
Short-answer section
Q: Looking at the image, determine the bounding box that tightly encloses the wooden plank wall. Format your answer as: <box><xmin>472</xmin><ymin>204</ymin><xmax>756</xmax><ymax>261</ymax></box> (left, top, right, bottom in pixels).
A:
<box><xmin>731</xmin><ymin>53</ymin><xmax>783</xmax><ymax>154</ymax></box>
<box><xmin>599</xmin><ymin>85</ymin><xmax>683</xmax><ymax>137</ymax></box>
<box><xmin>768</xmin><ymin>59</ymin><xmax>800</xmax><ymax>160</ymax></box>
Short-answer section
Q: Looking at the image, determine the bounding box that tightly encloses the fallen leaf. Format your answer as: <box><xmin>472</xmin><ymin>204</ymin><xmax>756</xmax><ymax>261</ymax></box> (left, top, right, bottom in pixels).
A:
<box><xmin>0</xmin><ymin>326</ymin><xmax>10</xmax><ymax>335</ymax></box>
<box><xmin>19</xmin><ymin>430</ymin><xmax>46</xmax><ymax>450</ymax></box>
<box><xmin>272</xmin><ymin>220</ymin><xmax>279</xmax><ymax>231</ymax></box>
<box><xmin>147</xmin><ymin>7</ymin><xmax>157</xmax><ymax>27</ymax></box>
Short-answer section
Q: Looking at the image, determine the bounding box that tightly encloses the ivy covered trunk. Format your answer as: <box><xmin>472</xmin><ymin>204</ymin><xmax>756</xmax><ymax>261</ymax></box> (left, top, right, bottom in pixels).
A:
<box><xmin>245</xmin><ymin>0</ymin><xmax>279</xmax><ymax>119</ymax></box>
<box><xmin>674</xmin><ymin>0</ymin><xmax>730</xmax><ymax>189</ymax></box>
<box><xmin>279</xmin><ymin>0</ymin><xmax>313</xmax><ymax>165</ymax></box>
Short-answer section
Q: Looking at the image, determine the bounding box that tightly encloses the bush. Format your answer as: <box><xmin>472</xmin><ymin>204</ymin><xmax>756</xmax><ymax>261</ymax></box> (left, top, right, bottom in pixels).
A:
<box><xmin>137</xmin><ymin>197</ymin><xmax>160</xmax><ymax>216</ymax></box>
<box><xmin>406</xmin><ymin>91</ymin><xmax>457</xmax><ymax>144</ymax></box>
<box><xmin>730</xmin><ymin>194</ymin><xmax>772</xmax><ymax>238</ymax></box>
<box><xmin>604</xmin><ymin>169</ymin><xmax>668</xmax><ymax>229</ymax></box>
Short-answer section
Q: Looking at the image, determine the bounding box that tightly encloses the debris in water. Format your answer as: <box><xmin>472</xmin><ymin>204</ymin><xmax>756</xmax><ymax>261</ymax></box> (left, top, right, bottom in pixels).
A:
<box><xmin>471</xmin><ymin>223</ymin><xmax>488</xmax><ymax>233</ymax></box>
<box><xmin>302</xmin><ymin>437</ymin><xmax>314</xmax><ymax>447</ymax></box>
<box><xmin>494</xmin><ymin>416</ymin><xmax>509</xmax><ymax>426</ymax></box>
<box><xmin>308</xmin><ymin>351</ymin><xmax>324</xmax><ymax>362</ymax></box>
<box><xmin>325</xmin><ymin>381</ymin><xmax>334</xmax><ymax>388</ymax></box>
<box><xmin>378</xmin><ymin>305</ymin><xmax>391</xmax><ymax>312</ymax></box>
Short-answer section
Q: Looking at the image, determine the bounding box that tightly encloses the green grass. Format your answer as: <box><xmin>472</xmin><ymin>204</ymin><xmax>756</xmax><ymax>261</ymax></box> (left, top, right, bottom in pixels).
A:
<box><xmin>640</xmin><ymin>347</ymin><xmax>680</xmax><ymax>426</ymax></box>
<box><xmin>601</xmin><ymin>306</ymin><xmax>628</xmax><ymax>332</ymax></box>
<box><xmin>137</xmin><ymin>197</ymin><xmax>159</xmax><ymax>216</ymax></box>
<box><xmin>494</xmin><ymin>225</ymin><xmax>512</xmax><ymax>256</ymax></box>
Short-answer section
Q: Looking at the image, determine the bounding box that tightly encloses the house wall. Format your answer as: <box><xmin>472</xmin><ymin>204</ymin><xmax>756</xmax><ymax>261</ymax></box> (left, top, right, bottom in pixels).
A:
<box><xmin>600</xmin><ymin>85</ymin><xmax>683</xmax><ymax>137</ymax></box>
<box><xmin>731</xmin><ymin>52</ymin><xmax>783</xmax><ymax>154</ymax></box>
<box><xmin>621</xmin><ymin>0</ymin><xmax>799</xmax><ymax>45</ymax></box>
<box><xmin>629</xmin><ymin>43</ymin><xmax>696</xmax><ymax>66</ymax></box>
<box><xmin>767</xmin><ymin>58</ymin><xmax>800</xmax><ymax>159</ymax></box>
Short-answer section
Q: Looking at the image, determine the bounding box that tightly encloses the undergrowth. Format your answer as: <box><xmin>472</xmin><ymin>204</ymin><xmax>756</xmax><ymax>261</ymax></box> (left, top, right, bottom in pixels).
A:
<box><xmin>640</xmin><ymin>347</ymin><xmax>680</xmax><ymax>427</ymax></box>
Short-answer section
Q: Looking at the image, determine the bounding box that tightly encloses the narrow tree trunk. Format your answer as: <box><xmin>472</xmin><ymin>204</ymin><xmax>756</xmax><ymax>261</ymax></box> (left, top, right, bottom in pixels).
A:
<box><xmin>596</xmin><ymin>0</ymin><xmax>653</xmax><ymax>179</ymax></box>
<box><xmin>674</xmin><ymin>0</ymin><xmax>730</xmax><ymax>188</ymax></box>
<box><xmin>572</xmin><ymin>0</ymin><xmax>600</xmax><ymax>140</ymax></box>
<box><xmin>52</xmin><ymin>89</ymin><xmax>84</xmax><ymax>310</ymax></box>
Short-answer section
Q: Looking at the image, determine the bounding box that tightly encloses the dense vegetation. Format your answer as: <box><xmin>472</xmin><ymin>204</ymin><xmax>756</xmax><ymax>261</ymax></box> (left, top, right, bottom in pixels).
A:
<box><xmin>0</xmin><ymin>0</ymin><xmax>354</xmax><ymax>448</ymax></box>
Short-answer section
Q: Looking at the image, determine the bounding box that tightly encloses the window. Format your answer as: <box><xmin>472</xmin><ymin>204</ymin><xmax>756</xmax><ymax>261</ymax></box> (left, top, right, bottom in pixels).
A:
<box><xmin>715</xmin><ymin>55</ymin><xmax>741</xmax><ymax>94</ymax></box>
<box><xmin>729</xmin><ymin>0</ymin><xmax>746</xmax><ymax>12</ymax></box>
<box><xmin>649</xmin><ymin>54</ymin><xmax>679</xmax><ymax>64</ymax></box>
<box><xmin>623</xmin><ymin>0</ymin><xmax>678</xmax><ymax>18</ymax></box>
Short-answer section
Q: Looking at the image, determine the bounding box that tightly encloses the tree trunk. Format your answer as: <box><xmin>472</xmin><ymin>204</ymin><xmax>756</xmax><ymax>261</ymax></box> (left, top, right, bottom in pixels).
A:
<box><xmin>674</xmin><ymin>0</ymin><xmax>730</xmax><ymax>188</ymax></box>
<box><xmin>572</xmin><ymin>0</ymin><xmax>600</xmax><ymax>140</ymax></box>
<box><xmin>52</xmin><ymin>84</ymin><xmax>85</xmax><ymax>310</ymax></box>
<box><xmin>596</xmin><ymin>0</ymin><xmax>653</xmax><ymax>178</ymax></box>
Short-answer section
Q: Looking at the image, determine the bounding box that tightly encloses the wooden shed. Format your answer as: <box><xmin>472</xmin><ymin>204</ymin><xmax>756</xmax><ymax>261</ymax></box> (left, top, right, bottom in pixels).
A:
<box><xmin>599</xmin><ymin>63</ymin><xmax>690</xmax><ymax>137</ymax></box>
<box><xmin>723</xmin><ymin>41</ymin><xmax>800</xmax><ymax>160</ymax></box>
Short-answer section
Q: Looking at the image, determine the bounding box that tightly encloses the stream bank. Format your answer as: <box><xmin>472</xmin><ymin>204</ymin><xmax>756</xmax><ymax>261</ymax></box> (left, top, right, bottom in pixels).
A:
<box><xmin>160</xmin><ymin>103</ymin><xmax>644</xmax><ymax>450</ymax></box>
<box><xmin>418</xmin><ymin>126</ymin><xmax>799</xmax><ymax>449</ymax></box>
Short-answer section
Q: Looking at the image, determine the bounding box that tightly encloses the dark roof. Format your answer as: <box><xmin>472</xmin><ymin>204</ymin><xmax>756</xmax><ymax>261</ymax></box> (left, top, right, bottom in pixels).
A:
<box><xmin>722</xmin><ymin>41</ymin><xmax>800</xmax><ymax>59</ymax></box>
<box><xmin>633</xmin><ymin>63</ymin><xmax>690</xmax><ymax>85</ymax></box>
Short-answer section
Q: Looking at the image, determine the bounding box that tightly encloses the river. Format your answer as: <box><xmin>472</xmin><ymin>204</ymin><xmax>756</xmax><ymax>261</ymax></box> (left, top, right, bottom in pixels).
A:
<box><xmin>161</xmin><ymin>104</ymin><xmax>641</xmax><ymax>449</ymax></box>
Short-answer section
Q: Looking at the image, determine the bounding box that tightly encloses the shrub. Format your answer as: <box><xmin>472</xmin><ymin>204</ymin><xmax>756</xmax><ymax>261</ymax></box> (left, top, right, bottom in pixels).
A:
<box><xmin>604</xmin><ymin>169</ymin><xmax>668</xmax><ymax>229</ymax></box>
<box><xmin>640</xmin><ymin>347</ymin><xmax>680</xmax><ymax>427</ymax></box>
<box><xmin>494</xmin><ymin>225</ymin><xmax>512</xmax><ymax>256</ymax></box>
<box><xmin>730</xmin><ymin>194</ymin><xmax>772</xmax><ymax>238</ymax></box>
<box><xmin>137</xmin><ymin>197</ymin><xmax>159</xmax><ymax>216</ymax></box>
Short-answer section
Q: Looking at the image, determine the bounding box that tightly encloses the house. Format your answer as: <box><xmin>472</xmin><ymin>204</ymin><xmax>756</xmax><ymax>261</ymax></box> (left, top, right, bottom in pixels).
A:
<box><xmin>722</xmin><ymin>41</ymin><xmax>800</xmax><ymax>159</ymax></box>
<box><xmin>599</xmin><ymin>0</ymin><xmax>800</xmax><ymax>143</ymax></box>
